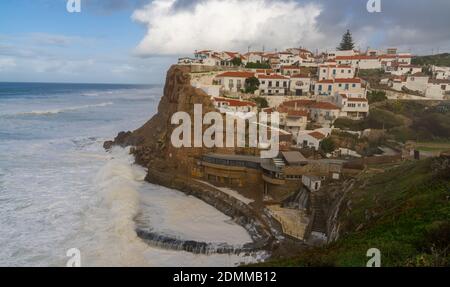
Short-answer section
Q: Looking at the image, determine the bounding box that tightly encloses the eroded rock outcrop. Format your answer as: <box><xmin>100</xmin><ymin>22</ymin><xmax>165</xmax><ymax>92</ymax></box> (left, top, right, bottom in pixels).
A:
<box><xmin>105</xmin><ymin>65</ymin><xmax>277</xmax><ymax>252</ymax></box>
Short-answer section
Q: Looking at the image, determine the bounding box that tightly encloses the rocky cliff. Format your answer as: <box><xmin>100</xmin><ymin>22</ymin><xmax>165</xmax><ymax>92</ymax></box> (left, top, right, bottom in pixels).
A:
<box><xmin>105</xmin><ymin>65</ymin><xmax>216</xmax><ymax>176</ymax></box>
<box><xmin>104</xmin><ymin>65</ymin><xmax>280</xmax><ymax>253</ymax></box>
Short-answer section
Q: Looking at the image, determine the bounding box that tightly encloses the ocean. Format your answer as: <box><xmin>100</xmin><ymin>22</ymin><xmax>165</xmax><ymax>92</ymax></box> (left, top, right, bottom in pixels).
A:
<box><xmin>0</xmin><ymin>82</ymin><xmax>262</xmax><ymax>266</ymax></box>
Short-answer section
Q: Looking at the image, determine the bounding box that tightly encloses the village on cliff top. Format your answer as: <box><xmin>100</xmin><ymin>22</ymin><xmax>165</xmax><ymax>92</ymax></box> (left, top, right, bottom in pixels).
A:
<box><xmin>167</xmin><ymin>41</ymin><xmax>450</xmax><ymax>244</ymax></box>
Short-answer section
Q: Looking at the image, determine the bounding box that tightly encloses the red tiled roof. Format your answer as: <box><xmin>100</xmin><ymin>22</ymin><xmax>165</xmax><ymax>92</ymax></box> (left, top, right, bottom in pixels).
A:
<box><xmin>411</xmin><ymin>72</ymin><xmax>428</xmax><ymax>77</ymax></box>
<box><xmin>255</xmin><ymin>69</ymin><xmax>273</xmax><ymax>73</ymax></box>
<box><xmin>334</xmin><ymin>78</ymin><xmax>361</xmax><ymax>83</ymax></box>
<box><xmin>316</xmin><ymin>79</ymin><xmax>334</xmax><ymax>84</ymax></box>
<box><xmin>308</xmin><ymin>131</ymin><xmax>326</xmax><ymax>140</ymax></box>
<box><xmin>287</xmin><ymin>110</ymin><xmax>308</xmax><ymax>117</ymax></box>
<box><xmin>280</xmin><ymin>99</ymin><xmax>315</xmax><ymax>108</ymax></box>
<box><xmin>216</xmin><ymin>71</ymin><xmax>255</xmax><ymax>78</ymax></box>
<box><xmin>379</xmin><ymin>54</ymin><xmax>412</xmax><ymax>59</ymax></box>
<box><xmin>336</xmin><ymin>55</ymin><xmax>378</xmax><ymax>60</ymax></box>
<box><xmin>263</xmin><ymin>107</ymin><xmax>275</xmax><ymax>113</ymax></box>
<box><xmin>281</xmin><ymin>65</ymin><xmax>301</xmax><ymax>70</ymax></box>
<box><xmin>257</xmin><ymin>74</ymin><xmax>289</xmax><ymax>80</ymax></box>
<box><xmin>224</xmin><ymin>51</ymin><xmax>239</xmax><ymax>58</ymax></box>
<box><xmin>347</xmin><ymin>97</ymin><xmax>368</xmax><ymax>102</ymax></box>
<box><xmin>309</xmin><ymin>102</ymin><xmax>339</xmax><ymax>110</ymax></box>
<box><xmin>290</xmin><ymin>74</ymin><xmax>310</xmax><ymax>78</ymax></box>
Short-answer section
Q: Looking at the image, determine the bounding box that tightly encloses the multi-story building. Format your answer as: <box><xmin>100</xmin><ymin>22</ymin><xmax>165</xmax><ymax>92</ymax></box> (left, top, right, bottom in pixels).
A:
<box><xmin>315</xmin><ymin>78</ymin><xmax>365</xmax><ymax>97</ymax></box>
<box><xmin>214</xmin><ymin>71</ymin><xmax>255</xmax><ymax>93</ymax></box>
<box><xmin>335</xmin><ymin>94</ymin><xmax>369</xmax><ymax>119</ymax></box>
<box><xmin>318</xmin><ymin>63</ymin><xmax>355</xmax><ymax>80</ymax></box>
<box><xmin>257</xmin><ymin>74</ymin><xmax>290</xmax><ymax>95</ymax></box>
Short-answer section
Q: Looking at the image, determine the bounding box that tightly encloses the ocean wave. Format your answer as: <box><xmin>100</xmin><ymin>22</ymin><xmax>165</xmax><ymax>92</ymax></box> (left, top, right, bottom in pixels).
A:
<box><xmin>18</xmin><ymin>102</ymin><xmax>113</xmax><ymax>116</ymax></box>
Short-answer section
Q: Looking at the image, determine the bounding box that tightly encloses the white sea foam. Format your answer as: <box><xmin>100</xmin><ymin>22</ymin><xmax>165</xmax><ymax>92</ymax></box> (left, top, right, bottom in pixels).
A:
<box><xmin>75</xmin><ymin>147</ymin><xmax>261</xmax><ymax>266</ymax></box>
<box><xmin>19</xmin><ymin>102</ymin><xmax>113</xmax><ymax>116</ymax></box>
<box><xmin>0</xmin><ymin>85</ymin><xmax>265</xmax><ymax>266</ymax></box>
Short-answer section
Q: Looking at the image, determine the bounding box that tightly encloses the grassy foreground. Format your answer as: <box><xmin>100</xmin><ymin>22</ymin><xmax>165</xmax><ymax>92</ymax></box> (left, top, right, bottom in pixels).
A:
<box><xmin>258</xmin><ymin>157</ymin><xmax>450</xmax><ymax>267</ymax></box>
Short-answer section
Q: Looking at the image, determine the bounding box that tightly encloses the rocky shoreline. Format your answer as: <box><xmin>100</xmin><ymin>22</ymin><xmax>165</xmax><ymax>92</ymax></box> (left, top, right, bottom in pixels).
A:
<box><xmin>104</xmin><ymin>65</ymin><xmax>284</xmax><ymax>256</ymax></box>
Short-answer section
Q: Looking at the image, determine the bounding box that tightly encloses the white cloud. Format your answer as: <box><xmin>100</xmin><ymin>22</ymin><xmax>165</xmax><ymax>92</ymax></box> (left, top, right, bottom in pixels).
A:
<box><xmin>132</xmin><ymin>0</ymin><xmax>324</xmax><ymax>56</ymax></box>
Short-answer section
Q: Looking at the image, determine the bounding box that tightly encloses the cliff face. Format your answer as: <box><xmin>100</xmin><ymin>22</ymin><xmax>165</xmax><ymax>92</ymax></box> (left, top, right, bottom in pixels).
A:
<box><xmin>106</xmin><ymin>65</ymin><xmax>216</xmax><ymax>177</ymax></box>
<box><xmin>105</xmin><ymin>66</ymin><xmax>278</xmax><ymax>249</ymax></box>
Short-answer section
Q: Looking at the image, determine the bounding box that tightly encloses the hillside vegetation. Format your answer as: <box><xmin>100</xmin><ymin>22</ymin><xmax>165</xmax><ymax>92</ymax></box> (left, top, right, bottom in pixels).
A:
<box><xmin>334</xmin><ymin>100</ymin><xmax>450</xmax><ymax>142</ymax></box>
<box><xmin>412</xmin><ymin>53</ymin><xmax>450</xmax><ymax>67</ymax></box>
<box><xmin>260</xmin><ymin>157</ymin><xmax>450</xmax><ymax>266</ymax></box>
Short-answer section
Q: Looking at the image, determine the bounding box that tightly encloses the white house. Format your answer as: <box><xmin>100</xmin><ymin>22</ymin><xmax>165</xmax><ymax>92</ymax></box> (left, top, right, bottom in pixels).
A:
<box><xmin>214</xmin><ymin>71</ymin><xmax>255</xmax><ymax>93</ymax></box>
<box><xmin>426</xmin><ymin>79</ymin><xmax>450</xmax><ymax>99</ymax></box>
<box><xmin>432</xmin><ymin>65</ymin><xmax>450</xmax><ymax>80</ymax></box>
<box><xmin>278</xmin><ymin>52</ymin><xmax>301</xmax><ymax>66</ymax></box>
<box><xmin>243</xmin><ymin>52</ymin><xmax>265</xmax><ymax>64</ymax></box>
<box><xmin>327</xmin><ymin>50</ymin><xmax>357</xmax><ymax>60</ymax></box>
<box><xmin>302</xmin><ymin>175</ymin><xmax>322</xmax><ymax>192</ymax></box>
<box><xmin>405</xmin><ymin>72</ymin><xmax>429</xmax><ymax>94</ymax></box>
<box><xmin>379</xmin><ymin>54</ymin><xmax>412</xmax><ymax>66</ymax></box>
<box><xmin>297</xmin><ymin>130</ymin><xmax>327</xmax><ymax>150</ymax></box>
<box><xmin>389</xmin><ymin>64</ymin><xmax>422</xmax><ymax>76</ymax></box>
<box><xmin>335</xmin><ymin>55</ymin><xmax>381</xmax><ymax>69</ymax></box>
<box><xmin>289</xmin><ymin>74</ymin><xmax>311</xmax><ymax>96</ymax></box>
<box><xmin>277</xmin><ymin>107</ymin><xmax>309</xmax><ymax>137</ymax></box>
<box><xmin>315</xmin><ymin>78</ymin><xmax>365</xmax><ymax>98</ymax></box>
<box><xmin>280</xmin><ymin>65</ymin><xmax>302</xmax><ymax>76</ymax></box>
<box><xmin>308</xmin><ymin>102</ymin><xmax>341</xmax><ymax>124</ymax></box>
<box><xmin>388</xmin><ymin>76</ymin><xmax>407</xmax><ymax>91</ymax></box>
<box><xmin>318</xmin><ymin>64</ymin><xmax>355</xmax><ymax>80</ymax></box>
<box><xmin>257</xmin><ymin>74</ymin><xmax>290</xmax><ymax>95</ymax></box>
<box><xmin>335</xmin><ymin>93</ymin><xmax>369</xmax><ymax>119</ymax></box>
<box><xmin>212</xmin><ymin>97</ymin><xmax>257</xmax><ymax>113</ymax></box>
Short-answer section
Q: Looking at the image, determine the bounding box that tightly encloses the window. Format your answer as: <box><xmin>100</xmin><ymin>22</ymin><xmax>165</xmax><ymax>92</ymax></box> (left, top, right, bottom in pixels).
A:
<box><xmin>323</xmin><ymin>69</ymin><xmax>326</xmax><ymax>73</ymax></box>
<box><xmin>283</xmin><ymin>81</ymin><xmax>287</xmax><ymax>87</ymax></box>
<box><xmin>341</xmin><ymin>69</ymin><xmax>344</xmax><ymax>73</ymax></box>
<box><xmin>268</xmin><ymin>81</ymin><xmax>272</xmax><ymax>87</ymax></box>
<box><xmin>345</xmin><ymin>84</ymin><xmax>349</xmax><ymax>90</ymax></box>
<box><xmin>261</xmin><ymin>81</ymin><xmax>265</xmax><ymax>85</ymax></box>
<box><xmin>348</xmin><ymin>70</ymin><xmax>351</xmax><ymax>73</ymax></box>
<box><xmin>338</xmin><ymin>83</ymin><xmax>342</xmax><ymax>87</ymax></box>
<box><xmin>328</xmin><ymin>85</ymin><xmax>332</xmax><ymax>91</ymax></box>
<box><xmin>333</xmin><ymin>69</ymin><xmax>336</xmax><ymax>75</ymax></box>
<box><xmin>318</xmin><ymin>85</ymin><xmax>322</xmax><ymax>91</ymax></box>
<box><xmin>352</xmin><ymin>84</ymin><xmax>356</xmax><ymax>88</ymax></box>
<box><xmin>276</xmin><ymin>81</ymin><xmax>280</xmax><ymax>87</ymax></box>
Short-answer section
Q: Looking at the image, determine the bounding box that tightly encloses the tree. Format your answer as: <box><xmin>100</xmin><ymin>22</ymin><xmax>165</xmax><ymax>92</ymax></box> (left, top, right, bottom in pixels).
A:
<box><xmin>250</xmin><ymin>97</ymin><xmax>268</xmax><ymax>109</ymax></box>
<box><xmin>245</xmin><ymin>62</ymin><xmax>271</xmax><ymax>69</ymax></box>
<box><xmin>367</xmin><ymin>90</ymin><xmax>387</xmax><ymax>104</ymax></box>
<box><xmin>244</xmin><ymin>77</ymin><xmax>260</xmax><ymax>94</ymax></box>
<box><xmin>320</xmin><ymin>137</ymin><xmax>336</xmax><ymax>153</ymax></box>
<box><xmin>230</xmin><ymin>57</ymin><xmax>242</xmax><ymax>67</ymax></box>
<box><xmin>337</xmin><ymin>30</ymin><xmax>355</xmax><ymax>51</ymax></box>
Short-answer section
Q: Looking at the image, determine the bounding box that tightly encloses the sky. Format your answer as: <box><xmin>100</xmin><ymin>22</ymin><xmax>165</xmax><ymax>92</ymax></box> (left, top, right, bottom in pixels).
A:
<box><xmin>0</xmin><ymin>0</ymin><xmax>450</xmax><ymax>84</ymax></box>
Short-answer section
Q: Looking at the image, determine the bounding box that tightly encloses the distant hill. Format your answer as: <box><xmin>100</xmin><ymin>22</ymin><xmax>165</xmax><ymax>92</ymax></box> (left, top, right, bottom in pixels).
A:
<box><xmin>256</xmin><ymin>157</ymin><xmax>450</xmax><ymax>267</ymax></box>
<box><xmin>412</xmin><ymin>53</ymin><xmax>450</xmax><ymax>67</ymax></box>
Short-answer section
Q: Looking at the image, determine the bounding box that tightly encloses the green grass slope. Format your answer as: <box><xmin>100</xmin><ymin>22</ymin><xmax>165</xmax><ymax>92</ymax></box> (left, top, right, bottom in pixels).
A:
<box><xmin>412</xmin><ymin>53</ymin><xmax>450</xmax><ymax>67</ymax></box>
<box><xmin>260</xmin><ymin>157</ymin><xmax>450</xmax><ymax>267</ymax></box>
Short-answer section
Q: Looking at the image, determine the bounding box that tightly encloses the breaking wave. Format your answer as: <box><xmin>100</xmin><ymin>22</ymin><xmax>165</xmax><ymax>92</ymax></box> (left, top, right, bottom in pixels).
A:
<box><xmin>19</xmin><ymin>102</ymin><xmax>113</xmax><ymax>116</ymax></box>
